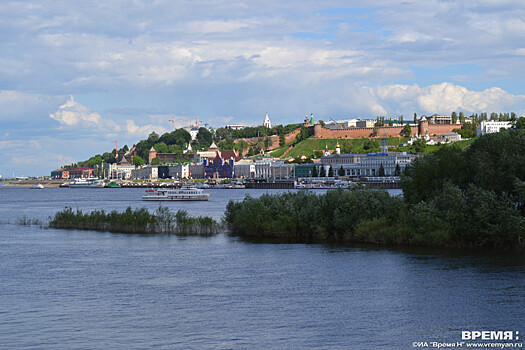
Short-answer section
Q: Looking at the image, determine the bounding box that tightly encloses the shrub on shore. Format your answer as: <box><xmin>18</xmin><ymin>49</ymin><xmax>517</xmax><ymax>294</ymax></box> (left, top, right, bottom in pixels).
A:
<box><xmin>49</xmin><ymin>206</ymin><xmax>221</xmax><ymax>236</ymax></box>
<box><xmin>224</xmin><ymin>186</ymin><xmax>525</xmax><ymax>248</ymax></box>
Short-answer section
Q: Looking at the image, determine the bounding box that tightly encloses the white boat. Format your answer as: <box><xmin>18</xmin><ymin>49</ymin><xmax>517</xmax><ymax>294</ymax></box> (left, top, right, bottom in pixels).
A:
<box><xmin>29</xmin><ymin>183</ymin><xmax>44</xmax><ymax>189</ymax></box>
<box><xmin>69</xmin><ymin>177</ymin><xmax>105</xmax><ymax>188</ymax></box>
<box><xmin>142</xmin><ymin>186</ymin><xmax>211</xmax><ymax>201</ymax></box>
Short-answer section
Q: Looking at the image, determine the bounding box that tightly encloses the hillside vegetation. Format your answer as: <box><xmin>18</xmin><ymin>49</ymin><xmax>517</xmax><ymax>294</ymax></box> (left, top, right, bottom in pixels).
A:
<box><xmin>275</xmin><ymin>137</ymin><xmax>409</xmax><ymax>159</ymax></box>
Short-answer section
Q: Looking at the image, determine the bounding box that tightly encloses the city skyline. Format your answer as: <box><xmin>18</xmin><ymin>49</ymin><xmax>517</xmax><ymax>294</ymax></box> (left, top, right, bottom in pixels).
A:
<box><xmin>1</xmin><ymin>0</ymin><xmax>525</xmax><ymax>176</ymax></box>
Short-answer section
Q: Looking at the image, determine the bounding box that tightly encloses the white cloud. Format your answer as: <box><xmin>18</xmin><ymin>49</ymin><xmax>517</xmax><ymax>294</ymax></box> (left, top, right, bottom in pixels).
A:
<box><xmin>367</xmin><ymin>83</ymin><xmax>525</xmax><ymax>116</ymax></box>
<box><xmin>50</xmin><ymin>96</ymin><xmax>103</xmax><ymax>126</ymax></box>
<box><xmin>125</xmin><ymin>120</ymin><xmax>167</xmax><ymax>136</ymax></box>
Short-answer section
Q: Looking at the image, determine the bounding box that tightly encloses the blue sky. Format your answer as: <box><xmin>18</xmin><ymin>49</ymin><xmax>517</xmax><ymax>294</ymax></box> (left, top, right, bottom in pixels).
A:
<box><xmin>1</xmin><ymin>0</ymin><xmax>525</xmax><ymax>176</ymax></box>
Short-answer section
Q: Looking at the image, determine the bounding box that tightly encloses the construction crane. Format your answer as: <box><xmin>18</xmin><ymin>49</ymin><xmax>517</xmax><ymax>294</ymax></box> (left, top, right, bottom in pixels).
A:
<box><xmin>329</xmin><ymin>118</ymin><xmax>345</xmax><ymax>129</ymax></box>
<box><xmin>168</xmin><ymin>117</ymin><xmax>176</xmax><ymax>131</ymax></box>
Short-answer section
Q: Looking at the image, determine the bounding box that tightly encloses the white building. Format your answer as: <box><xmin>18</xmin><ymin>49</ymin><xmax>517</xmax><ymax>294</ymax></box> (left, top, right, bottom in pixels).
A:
<box><xmin>167</xmin><ymin>163</ymin><xmax>204</xmax><ymax>179</ymax></box>
<box><xmin>131</xmin><ymin>166</ymin><xmax>158</xmax><ymax>180</ymax></box>
<box><xmin>477</xmin><ymin>120</ymin><xmax>514</xmax><ymax>136</ymax></box>
<box><xmin>320</xmin><ymin>152</ymin><xmax>416</xmax><ymax>177</ymax></box>
<box><xmin>263</xmin><ymin>112</ymin><xmax>271</xmax><ymax>128</ymax></box>
<box><xmin>108</xmin><ymin>156</ymin><xmax>136</xmax><ymax>179</ymax></box>
<box><xmin>235</xmin><ymin>158</ymin><xmax>292</xmax><ymax>179</ymax></box>
<box><xmin>183</xmin><ymin>126</ymin><xmax>200</xmax><ymax>140</ymax></box>
<box><xmin>225</xmin><ymin>124</ymin><xmax>245</xmax><ymax>130</ymax></box>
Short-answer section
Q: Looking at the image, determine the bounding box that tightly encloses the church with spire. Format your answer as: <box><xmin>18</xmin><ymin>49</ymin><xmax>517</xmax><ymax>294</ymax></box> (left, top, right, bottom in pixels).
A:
<box><xmin>263</xmin><ymin>112</ymin><xmax>271</xmax><ymax>128</ymax></box>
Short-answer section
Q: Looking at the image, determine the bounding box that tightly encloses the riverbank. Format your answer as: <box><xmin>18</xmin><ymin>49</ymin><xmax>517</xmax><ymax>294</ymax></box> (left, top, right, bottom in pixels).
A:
<box><xmin>2</xmin><ymin>179</ymin><xmax>65</xmax><ymax>187</ymax></box>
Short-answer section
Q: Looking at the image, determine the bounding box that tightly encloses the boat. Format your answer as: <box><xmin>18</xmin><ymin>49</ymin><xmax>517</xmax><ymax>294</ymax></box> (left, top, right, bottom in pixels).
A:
<box><xmin>142</xmin><ymin>185</ymin><xmax>211</xmax><ymax>201</ymax></box>
<box><xmin>104</xmin><ymin>181</ymin><xmax>121</xmax><ymax>188</ymax></box>
<box><xmin>69</xmin><ymin>177</ymin><xmax>105</xmax><ymax>188</ymax></box>
<box><xmin>29</xmin><ymin>183</ymin><xmax>44</xmax><ymax>189</ymax></box>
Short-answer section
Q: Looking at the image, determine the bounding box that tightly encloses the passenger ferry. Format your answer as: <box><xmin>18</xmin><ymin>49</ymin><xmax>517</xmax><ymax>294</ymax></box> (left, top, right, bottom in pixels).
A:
<box><xmin>69</xmin><ymin>177</ymin><xmax>105</xmax><ymax>188</ymax></box>
<box><xmin>142</xmin><ymin>186</ymin><xmax>211</xmax><ymax>201</ymax></box>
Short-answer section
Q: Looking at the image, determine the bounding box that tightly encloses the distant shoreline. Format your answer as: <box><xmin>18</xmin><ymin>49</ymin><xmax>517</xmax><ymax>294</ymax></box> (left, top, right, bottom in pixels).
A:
<box><xmin>1</xmin><ymin>180</ymin><xmax>64</xmax><ymax>187</ymax></box>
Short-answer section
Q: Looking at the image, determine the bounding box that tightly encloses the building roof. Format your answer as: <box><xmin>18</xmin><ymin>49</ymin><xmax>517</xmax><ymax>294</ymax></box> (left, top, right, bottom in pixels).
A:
<box><xmin>208</xmin><ymin>141</ymin><xmax>219</xmax><ymax>150</ymax></box>
<box><xmin>219</xmin><ymin>150</ymin><xmax>241</xmax><ymax>161</ymax></box>
<box><xmin>69</xmin><ymin>167</ymin><xmax>93</xmax><ymax>171</ymax></box>
<box><xmin>149</xmin><ymin>147</ymin><xmax>156</xmax><ymax>152</ymax></box>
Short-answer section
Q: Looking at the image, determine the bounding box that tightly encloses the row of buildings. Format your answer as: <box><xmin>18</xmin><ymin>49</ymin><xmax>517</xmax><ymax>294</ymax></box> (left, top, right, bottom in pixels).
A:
<box><xmin>51</xmin><ymin>139</ymin><xmax>416</xmax><ymax>181</ymax></box>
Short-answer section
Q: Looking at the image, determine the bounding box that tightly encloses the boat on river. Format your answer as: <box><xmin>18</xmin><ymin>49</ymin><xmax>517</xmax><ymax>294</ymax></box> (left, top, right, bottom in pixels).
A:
<box><xmin>29</xmin><ymin>183</ymin><xmax>44</xmax><ymax>189</ymax></box>
<box><xmin>69</xmin><ymin>177</ymin><xmax>105</xmax><ymax>188</ymax></box>
<box><xmin>142</xmin><ymin>186</ymin><xmax>211</xmax><ymax>201</ymax></box>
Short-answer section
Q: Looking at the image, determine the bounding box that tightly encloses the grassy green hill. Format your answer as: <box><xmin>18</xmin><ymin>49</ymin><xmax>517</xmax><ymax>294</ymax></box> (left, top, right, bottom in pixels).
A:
<box><xmin>270</xmin><ymin>137</ymin><xmax>409</xmax><ymax>158</ymax></box>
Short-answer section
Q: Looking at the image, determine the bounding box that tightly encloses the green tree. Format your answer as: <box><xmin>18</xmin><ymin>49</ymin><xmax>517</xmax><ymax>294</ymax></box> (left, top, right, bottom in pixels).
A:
<box><xmin>328</xmin><ymin>166</ymin><xmax>334</xmax><ymax>177</ymax></box>
<box><xmin>516</xmin><ymin>117</ymin><xmax>525</xmax><ymax>129</ymax></box>
<box><xmin>154</xmin><ymin>142</ymin><xmax>169</xmax><ymax>153</ymax></box>
<box><xmin>196</xmin><ymin>127</ymin><xmax>213</xmax><ymax>149</ymax></box>
<box><xmin>413</xmin><ymin>138</ymin><xmax>427</xmax><ymax>153</ymax></box>
<box><xmin>264</xmin><ymin>136</ymin><xmax>271</xmax><ymax>150</ymax></box>
<box><xmin>459</xmin><ymin>112</ymin><xmax>465</xmax><ymax>124</ymax></box>
<box><xmin>451</xmin><ymin>111</ymin><xmax>458</xmax><ymax>124</ymax></box>
<box><xmin>341</xmin><ymin>141</ymin><xmax>353</xmax><ymax>154</ymax></box>
<box><xmin>151</xmin><ymin>157</ymin><xmax>162</xmax><ymax>165</ymax></box>
<box><xmin>132</xmin><ymin>155</ymin><xmax>145</xmax><ymax>166</ymax></box>
<box><xmin>312</xmin><ymin>166</ymin><xmax>318</xmax><ymax>177</ymax></box>
<box><xmin>279</xmin><ymin>133</ymin><xmax>285</xmax><ymax>146</ymax></box>
<box><xmin>319</xmin><ymin>165</ymin><xmax>325</xmax><ymax>177</ymax></box>
<box><xmin>394</xmin><ymin>163</ymin><xmax>401</xmax><ymax>176</ymax></box>
<box><xmin>403</xmin><ymin>123</ymin><xmax>412</xmax><ymax>137</ymax></box>
<box><xmin>413</xmin><ymin>112</ymin><xmax>417</xmax><ymax>124</ymax></box>
<box><xmin>338</xmin><ymin>166</ymin><xmax>345</xmax><ymax>176</ymax></box>
<box><xmin>234</xmin><ymin>140</ymin><xmax>248</xmax><ymax>155</ymax></box>
<box><xmin>378</xmin><ymin>163</ymin><xmax>385</xmax><ymax>176</ymax></box>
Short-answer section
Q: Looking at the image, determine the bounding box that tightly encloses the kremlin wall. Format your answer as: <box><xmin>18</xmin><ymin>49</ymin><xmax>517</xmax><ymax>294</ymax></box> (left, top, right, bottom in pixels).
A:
<box><xmin>306</xmin><ymin>117</ymin><xmax>460</xmax><ymax>139</ymax></box>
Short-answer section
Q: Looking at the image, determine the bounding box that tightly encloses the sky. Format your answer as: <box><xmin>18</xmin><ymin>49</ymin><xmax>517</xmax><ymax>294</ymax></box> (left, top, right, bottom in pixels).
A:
<box><xmin>1</xmin><ymin>0</ymin><xmax>525</xmax><ymax>176</ymax></box>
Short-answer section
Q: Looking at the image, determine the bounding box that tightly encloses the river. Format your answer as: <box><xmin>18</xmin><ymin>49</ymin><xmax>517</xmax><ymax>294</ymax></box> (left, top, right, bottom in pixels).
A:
<box><xmin>0</xmin><ymin>186</ymin><xmax>523</xmax><ymax>349</ymax></box>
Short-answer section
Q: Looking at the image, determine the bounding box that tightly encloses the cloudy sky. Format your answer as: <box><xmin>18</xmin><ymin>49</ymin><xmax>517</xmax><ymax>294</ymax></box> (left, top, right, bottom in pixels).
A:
<box><xmin>1</xmin><ymin>0</ymin><xmax>525</xmax><ymax>176</ymax></box>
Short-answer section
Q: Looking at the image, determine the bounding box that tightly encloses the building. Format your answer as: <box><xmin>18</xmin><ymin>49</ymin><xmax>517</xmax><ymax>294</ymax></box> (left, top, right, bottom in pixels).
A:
<box><xmin>108</xmin><ymin>155</ymin><xmax>135</xmax><ymax>179</ymax></box>
<box><xmin>225</xmin><ymin>124</ymin><xmax>245</xmax><ymax>130</ymax></box>
<box><xmin>51</xmin><ymin>168</ymin><xmax>70</xmax><ymax>179</ymax></box>
<box><xmin>476</xmin><ymin>120</ymin><xmax>514</xmax><ymax>136</ymax></box>
<box><xmin>427</xmin><ymin>115</ymin><xmax>457</xmax><ymax>125</ymax></box>
<box><xmin>356</xmin><ymin>119</ymin><xmax>376</xmax><ymax>128</ymax></box>
<box><xmin>183</xmin><ymin>126</ymin><xmax>200</xmax><ymax>140</ymax></box>
<box><xmin>442</xmin><ymin>132</ymin><xmax>462</xmax><ymax>142</ymax></box>
<box><xmin>270</xmin><ymin>163</ymin><xmax>295</xmax><ymax>179</ymax></box>
<box><xmin>234</xmin><ymin>159</ymin><xmax>256</xmax><ymax>178</ymax></box>
<box><xmin>294</xmin><ymin>164</ymin><xmax>315</xmax><ymax>178</ymax></box>
<box><xmin>131</xmin><ymin>166</ymin><xmax>158</xmax><ymax>180</ymax></box>
<box><xmin>320</xmin><ymin>151</ymin><xmax>416</xmax><ymax>177</ymax></box>
<box><xmin>148</xmin><ymin>147</ymin><xmax>178</xmax><ymax>164</ymax></box>
<box><xmin>68</xmin><ymin>167</ymin><xmax>94</xmax><ymax>178</ymax></box>
<box><xmin>234</xmin><ymin>158</ymin><xmax>293</xmax><ymax>179</ymax></box>
<box><xmin>204</xmin><ymin>152</ymin><xmax>235</xmax><ymax>178</ymax></box>
<box><xmin>263</xmin><ymin>112</ymin><xmax>271</xmax><ymax>128</ymax></box>
<box><xmin>148</xmin><ymin>131</ymin><xmax>159</xmax><ymax>140</ymax></box>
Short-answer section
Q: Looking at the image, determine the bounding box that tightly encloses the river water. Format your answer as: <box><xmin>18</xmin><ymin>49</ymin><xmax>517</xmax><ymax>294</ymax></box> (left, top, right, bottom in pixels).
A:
<box><xmin>0</xmin><ymin>186</ymin><xmax>523</xmax><ymax>349</ymax></box>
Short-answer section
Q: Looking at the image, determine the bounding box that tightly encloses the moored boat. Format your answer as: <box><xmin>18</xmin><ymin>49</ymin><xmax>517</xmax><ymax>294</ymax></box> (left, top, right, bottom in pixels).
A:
<box><xmin>142</xmin><ymin>186</ymin><xmax>211</xmax><ymax>201</ymax></box>
<box><xmin>104</xmin><ymin>181</ymin><xmax>121</xmax><ymax>188</ymax></box>
<box><xmin>69</xmin><ymin>177</ymin><xmax>105</xmax><ymax>188</ymax></box>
